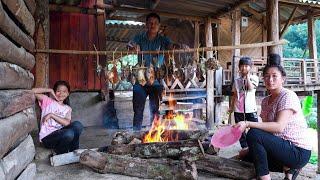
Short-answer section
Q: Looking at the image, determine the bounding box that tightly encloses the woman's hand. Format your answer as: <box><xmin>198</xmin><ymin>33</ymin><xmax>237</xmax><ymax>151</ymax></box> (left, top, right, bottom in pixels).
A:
<box><xmin>234</xmin><ymin>121</ymin><xmax>247</xmax><ymax>133</ymax></box>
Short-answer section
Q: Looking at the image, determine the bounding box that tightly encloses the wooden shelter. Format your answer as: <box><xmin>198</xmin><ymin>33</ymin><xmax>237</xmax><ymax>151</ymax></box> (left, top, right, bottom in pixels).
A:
<box><xmin>1</xmin><ymin>0</ymin><xmax>320</xmax><ymax>179</ymax></box>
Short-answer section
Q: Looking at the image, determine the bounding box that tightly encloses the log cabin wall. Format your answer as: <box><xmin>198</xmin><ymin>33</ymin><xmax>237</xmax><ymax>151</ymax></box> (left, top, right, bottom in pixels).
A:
<box><xmin>0</xmin><ymin>0</ymin><xmax>37</xmax><ymax>179</ymax></box>
<box><xmin>218</xmin><ymin>16</ymin><xmax>264</xmax><ymax>69</ymax></box>
<box><xmin>49</xmin><ymin>0</ymin><xmax>106</xmax><ymax>91</ymax></box>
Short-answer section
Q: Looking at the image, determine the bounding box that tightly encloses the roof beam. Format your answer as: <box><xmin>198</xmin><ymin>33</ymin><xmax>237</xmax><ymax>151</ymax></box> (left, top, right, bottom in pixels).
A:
<box><xmin>112</xmin><ymin>6</ymin><xmax>208</xmax><ymax>22</ymax></box>
<box><xmin>279</xmin><ymin>0</ymin><xmax>320</xmax><ymax>9</ymax></box>
<box><xmin>280</xmin><ymin>10</ymin><xmax>320</xmax><ymax>24</ymax></box>
<box><xmin>150</xmin><ymin>0</ymin><xmax>160</xmax><ymax>10</ymax></box>
<box><xmin>211</xmin><ymin>0</ymin><xmax>251</xmax><ymax>18</ymax></box>
<box><xmin>280</xmin><ymin>6</ymin><xmax>298</xmax><ymax>38</ymax></box>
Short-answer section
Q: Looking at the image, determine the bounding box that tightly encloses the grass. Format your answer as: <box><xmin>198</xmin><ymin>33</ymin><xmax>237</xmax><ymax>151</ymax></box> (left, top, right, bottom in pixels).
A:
<box><xmin>309</xmin><ymin>151</ymin><xmax>318</xmax><ymax>165</ymax></box>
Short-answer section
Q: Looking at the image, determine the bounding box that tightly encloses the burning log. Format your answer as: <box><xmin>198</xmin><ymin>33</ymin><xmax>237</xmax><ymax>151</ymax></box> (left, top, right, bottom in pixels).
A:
<box><xmin>111</xmin><ymin>129</ymin><xmax>209</xmax><ymax>145</ymax></box>
<box><xmin>104</xmin><ymin>139</ymin><xmax>202</xmax><ymax>161</ymax></box>
<box><xmin>80</xmin><ymin>150</ymin><xmax>198</xmax><ymax>180</ymax></box>
<box><xmin>196</xmin><ymin>155</ymin><xmax>256</xmax><ymax>180</ymax></box>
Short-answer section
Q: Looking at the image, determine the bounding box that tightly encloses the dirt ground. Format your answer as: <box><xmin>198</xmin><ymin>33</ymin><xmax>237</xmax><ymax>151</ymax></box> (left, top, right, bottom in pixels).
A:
<box><xmin>33</xmin><ymin>127</ymin><xmax>319</xmax><ymax>180</ymax></box>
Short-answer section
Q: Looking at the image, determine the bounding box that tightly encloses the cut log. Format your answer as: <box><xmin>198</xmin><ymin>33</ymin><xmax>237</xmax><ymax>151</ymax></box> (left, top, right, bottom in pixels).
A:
<box><xmin>0</xmin><ymin>34</ymin><xmax>35</xmax><ymax>70</ymax></box>
<box><xmin>16</xmin><ymin>163</ymin><xmax>36</xmax><ymax>180</ymax></box>
<box><xmin>0</xmin><ymin>90</ymin><xmax>35</xmax><ymax>119</ymax></box>
<box><xmin>0</xmin><ymin>3</ymin><xmax>35</xmax><ymax>51</ymax></box>
<box><xmin>0</xmin><ymin>107</ymin><xmax>36</xmax><ymax>158</ymax></box>
<box><xmin>105</xmin><ymin>140</ymin><xmax>202</xmax><ymax>160</ymax></box>
<box><xmin>80</xmin><ymin>150</ymin><xmax>198</xmax><ymax>180</ymax></box>
<box><xmin>0</xmin><ymin>135</ymin><xmax>35</xmax><ymax>180</ymax></box>
<box><xmin>196</xmin><ymin>155</ymin><xmax>256</xmax><ymax>180</ymax></box>
<box><xmin>0</xmin><ymin>62</ymin><xmax>34</xmax><ymax>89</ymax></box>
<box><xmin>2</xmin><ymin>0</ymin><xmax>35</xmax><ymax>36</ymax></box>
<box><xmin>23</xmin><ymin>0</ymin><xmax>36</xmax><ymax>15</ymax></box>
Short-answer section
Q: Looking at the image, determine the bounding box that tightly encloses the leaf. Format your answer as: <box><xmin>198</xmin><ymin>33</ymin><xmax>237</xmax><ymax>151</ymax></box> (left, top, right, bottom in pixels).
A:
<box><xmin>301</xmin><ymin>96</ymin><xmax>313</xmax><ymax>116</ymax></box>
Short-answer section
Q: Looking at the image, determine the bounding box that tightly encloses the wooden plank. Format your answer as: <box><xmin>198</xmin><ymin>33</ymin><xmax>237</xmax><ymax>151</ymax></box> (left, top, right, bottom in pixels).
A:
<box><xmin>0</xmin><ymin>90</ymin><xmax>35</xmax><ymax>119</ymax></box>
<box><xmin>23</xmin><ymin>0</ymin><xmax>36</xmax><ymax>15</ymax></box>
<box><xmin>2</xmin><ymin>0</ymin><xmax>35</xmax><ymax>36</ymax></box>
<box><xmin>80</xmin><ymin>150</ymin><xmax>198</xmax><ymax>179</ymax></box>
<box><xmin>231</xmin><ymin>8</ymin><xmax>241</xmax><ymax>81</ymax></box>
<box><xmin>0</xmin><ymin>135</ymin><xmax>35</xmax><ymax>180</ymax></box>
<box><xmin>0</xmin><ymin>2</ymin><xmax>35</xmax><ymax>51</ymax></box>
<box><xmin>87</xmin><ymin>14</ymin><xmax>95</xmax><ymax>90</ymax></box>
<box><xmin>0</xmin><ymin>33</ymin><xmax>35</xmax><ymax>70</ymax></box>
<box><xmin>16</xmin><ymin>163</ymin><xmax>36</xmax><ymax>180</ymax></box>
<box><xmin>196</xmin><ymin>155</ymin><xmax>255</xmax><ymax>180</ymax></box>
<box><xmin>160</xmin><ymin>103</ymin><xmax>206</xmax><ymax>111</ymax></box>
<box><xmin>79</xmin><ymin>13</ymin><xmax>89</xmax><ymax>90</ymax></box>
<box><xmin>162</xmin><ymin>94</ymin><xmax>206</xmax><ymax>101</ymax></box>
<box><xmin>0</xmin><ymin>108</ymin><xmax>36</xmax><ymax>158</ymax></box>
<box><xmin>50</xmin><ymin>148</ymin><xmax>98</xmax><ymax>166</ymax></box>
<box><xmin>69</xmin><ymin>14</ymin><xmax>80</xmax><ymax>90</ymax></box>
<box><xmin>0</xmin><ymin>62</ymin><xmax>34</xmax><ymax>89</ymax></box>
<box><xmin>206</xmin><ymin>70</ymin><xmax>214</xmax><ymax>129</ymax></box>
<box><xmin>194</xmin><ymin>21</ymin><xmax>199</xmax><ymax>58</ymax></box>
<box><xmin>266</xmin><ymin>0</ymin><xmax>280</xmax><ymax>55</ymax></box>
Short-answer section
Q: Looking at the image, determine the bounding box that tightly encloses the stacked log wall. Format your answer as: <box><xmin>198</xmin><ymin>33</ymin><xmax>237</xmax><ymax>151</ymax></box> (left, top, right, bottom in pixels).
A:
<box><xmin>0</xmin><ymin>0</ymin><xmax>38</xmax><ymax>179</ymax></box>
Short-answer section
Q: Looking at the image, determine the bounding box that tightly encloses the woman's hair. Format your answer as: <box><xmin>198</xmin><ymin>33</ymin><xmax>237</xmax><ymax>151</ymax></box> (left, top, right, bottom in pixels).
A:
<box><xmin>262</xmin><ymin>53</ymin><xmax>286</xmax><ymax>77</ymax></box>
<box><xmin>53</xmin><ymin>80</ymin><xmax>70</xmax><ymax>105</ymax></box>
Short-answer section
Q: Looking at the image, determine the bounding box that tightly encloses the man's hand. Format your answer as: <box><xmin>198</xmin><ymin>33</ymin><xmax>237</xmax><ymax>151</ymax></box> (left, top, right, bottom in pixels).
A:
<box><xmin>234</xmin><ymin>121</ymin><xmax>247</xmax><ymax>133</ymax></box>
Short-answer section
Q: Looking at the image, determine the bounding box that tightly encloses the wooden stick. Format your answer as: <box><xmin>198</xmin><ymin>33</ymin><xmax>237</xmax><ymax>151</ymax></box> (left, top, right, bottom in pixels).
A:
<box><xmin>35</xmin><ymin>40</ymin><xmax>286</xmax><ymax>55</ymax></box>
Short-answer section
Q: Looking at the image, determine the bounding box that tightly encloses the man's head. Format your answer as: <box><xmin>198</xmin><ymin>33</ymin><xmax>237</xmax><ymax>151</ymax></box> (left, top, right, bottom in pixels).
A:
<box><xmin>146</xmin><ymin>13</ymin><xmax>161</xmax><ymax>35</ymax></box>
<box><xmin>238</xmin><ymin>57</ymin><xmax>252</xmax><ymax>76</ymax></box>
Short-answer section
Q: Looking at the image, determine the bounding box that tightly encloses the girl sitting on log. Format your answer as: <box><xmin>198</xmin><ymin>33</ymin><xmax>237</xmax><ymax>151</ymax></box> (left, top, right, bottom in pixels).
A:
<box><xmin>235</xmin><ymin>54</ymin><xmax>312</xmax><ymax>180</ymax></box>
<box><xmin>32</xmin><ymin>80</ymin><xmax>83</xmax><ymax>154</ymax></box>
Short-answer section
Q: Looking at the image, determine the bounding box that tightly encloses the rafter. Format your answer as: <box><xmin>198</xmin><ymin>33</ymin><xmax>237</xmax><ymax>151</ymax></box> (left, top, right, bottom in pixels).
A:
<box><xmin>211</xmin><ymin>0</ymin><xmax>251</xmax><ymax>18</ymax></box>
<box><xmin>280</xmin><ymin>6</ymin><xmax>298</xmax><ymax>38</ymax></box>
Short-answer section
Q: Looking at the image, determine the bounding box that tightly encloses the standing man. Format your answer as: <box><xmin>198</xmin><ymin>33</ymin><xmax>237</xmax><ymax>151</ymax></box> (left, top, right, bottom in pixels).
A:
<box><xmin>128</xmin><ymin>13</ymin><xmax>172</xmax><ymax>131</ymax></box>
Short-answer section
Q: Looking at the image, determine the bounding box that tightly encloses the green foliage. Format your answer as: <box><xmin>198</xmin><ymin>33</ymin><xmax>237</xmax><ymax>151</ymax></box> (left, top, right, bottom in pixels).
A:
<box><xmin>309</xmin><ymin>151</ymin><xmax>318</xmax><ymax>165</ymax></box>
<box><xmin>301</xmin><ymin>96</ymin><xmax>314</xmax><ymax>116</ymax></box>
<box><xmin>283</xmin><ymin>19</ymin><xmax>320</xmax><ymax>58</ymax></box>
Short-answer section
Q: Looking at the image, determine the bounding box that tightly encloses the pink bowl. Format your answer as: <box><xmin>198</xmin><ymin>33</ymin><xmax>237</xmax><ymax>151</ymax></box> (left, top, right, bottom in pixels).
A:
<box><xmin>211</xmin><ymin>125</ymin><xmax>242</xmax><ymax>148</ymax></box>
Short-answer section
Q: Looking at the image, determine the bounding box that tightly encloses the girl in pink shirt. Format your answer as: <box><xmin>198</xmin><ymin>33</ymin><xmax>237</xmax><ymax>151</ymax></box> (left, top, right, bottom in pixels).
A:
<box><xmin>32</xmin><ymin>81</ymin><xmax>83</xmax><ymax>154</ymax></box>
<box><xmin>235</xmin><ymin>54</ymin><xmax>311</xmax><ymax>180</ymax></box>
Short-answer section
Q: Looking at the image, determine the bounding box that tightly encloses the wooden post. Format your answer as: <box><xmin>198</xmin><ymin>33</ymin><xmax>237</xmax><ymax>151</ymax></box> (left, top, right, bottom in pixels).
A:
<box><xmin>34</xmin><ymin>0</ymin><xmax>50</xmax><ymax>88</ymax></box>
<box><xmin>266</xmin><ymin>0</ymin><xmax>281</xmax><ymax>56</ymax></box>
<box><xmin>206</xmin><ymin>70</ymin><xmax>214</xmax><ymax>129</ymax></box>
<box><xmin>307</xmin><ymin>10</ymin><xmax>318</xmax><ymax>81</ymax></box>
<box><xmin>262</xmin><ymin>17</ymin><xmax>268</xmax><ymax>59</ymax></box>
<box><xmin>231</xmin><ymin>8</ymin><xmax>241</xmax><ymax>82</ymax></box>
<box><xmin>317</xmin><ymin>91</ymin><xmax>320</xmax><ymax>173</ymax></box>
<box><xmin>205</xmin><ymin>17</ymin><xmax>213</xmax><ymax>58</ymax></box>
<box><xmin>194</xmin><ymin>21</ymin><xmax>199</xmax><ymax>58</ymax></box>
<box><xmin>301</xmin><ymin>60</ymin><xmax>307</xmax><ymax>85</ymax></box>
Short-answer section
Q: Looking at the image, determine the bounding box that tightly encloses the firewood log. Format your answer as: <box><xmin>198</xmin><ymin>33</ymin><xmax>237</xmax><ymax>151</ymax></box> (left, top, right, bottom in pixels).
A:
<box><xmin>0</xmin><ymin>34</ymin><xmax>35</xmax><ymax>70</ymax></box>
<box><xmin>0</xmin><ymin>108</ymin><xmax>36</xmax><ymax>158</ymax></box>
<box><xmin>2</xmin><ymin>0</ymin><xmax>35</xmax><ymax>36</ymax></box>
<box><xmin>0</xmin><ymin>90</ymin><xmax>35</xmax><ymax>119</ymax></box>
<box><xmin>196</xmin><ymin>155</ymin><xmax>256</xmax><ymax>180</ymax></box>
<box><xmin>0</xmin><ymin>135</ymin><xmax>35</xmax><ymax>180</ymax></box>
<box><xmin>0</xmin><ymin>3</ymin><xmax>35</xmax><ymax>51</ymax></box>
<box><xmin>0</xmin><ymin>62</ymin><xmax>34</xmax><ymax>89</ymax></box>
<box><xmin>80</xmin><ymin>150</ymin><xmax>198</xmax><ymax>180</ymax></box>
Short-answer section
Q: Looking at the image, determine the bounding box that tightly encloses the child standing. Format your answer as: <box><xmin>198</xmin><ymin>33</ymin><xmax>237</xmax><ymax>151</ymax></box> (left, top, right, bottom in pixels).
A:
<box><xmin>229</xmin><ymin>57</ymin><xmax>259</xmax><ymax>149</ymax></box>
<box><xmin>32</xmin><ymin>80</ymin><xmax>83</xmax><ymax>154</ymax></box>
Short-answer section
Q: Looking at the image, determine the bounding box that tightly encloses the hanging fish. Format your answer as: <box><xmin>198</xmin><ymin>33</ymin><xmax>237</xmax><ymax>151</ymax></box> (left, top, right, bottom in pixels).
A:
<box><xmin>137</xmin><ymin>67</ymin><xmax>147</xmax><ymax>86</ymax></box>
<box><xmin>146</xmin><ymin>64</ymin><xmax>155</xmax><ymax>85</ymax></box>
<box><xmin>108</xmin><ymin>63</ymin><xmax>119</xmax><ymax>85</ymax></box>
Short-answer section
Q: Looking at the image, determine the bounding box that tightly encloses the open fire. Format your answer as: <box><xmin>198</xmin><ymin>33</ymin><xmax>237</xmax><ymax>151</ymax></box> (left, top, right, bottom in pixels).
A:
<box><xmin>143</xmin><ymin>94</ymin><xmax>196</xmax><ymax>143</ymax></box>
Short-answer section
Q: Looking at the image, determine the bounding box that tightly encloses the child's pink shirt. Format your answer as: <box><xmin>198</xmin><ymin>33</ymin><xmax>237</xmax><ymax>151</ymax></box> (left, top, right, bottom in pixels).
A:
<box><xmin>38</xmin><ymin>95</ymin><xmax>72</xmax><ymax>141</ymax></box>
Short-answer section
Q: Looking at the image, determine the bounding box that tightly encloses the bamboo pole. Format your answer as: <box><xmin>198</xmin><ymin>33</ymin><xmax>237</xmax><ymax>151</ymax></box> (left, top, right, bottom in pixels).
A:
<box><xmin>35</xmin><ymin>40</ymin><xmax>286</xmax><ymax>56</ymax></box>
